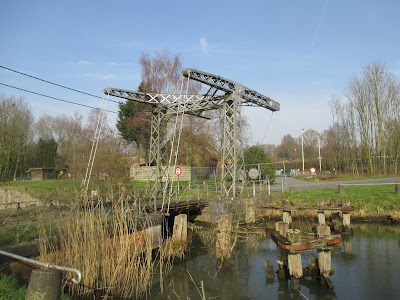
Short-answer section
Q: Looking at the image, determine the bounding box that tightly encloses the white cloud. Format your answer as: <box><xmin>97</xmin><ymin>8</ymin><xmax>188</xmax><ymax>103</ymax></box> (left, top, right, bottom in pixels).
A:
<box><xmin>200</xmin><ymin>37</ymin><xmax>208</xmax><ymax>55</ymax></box>
<box><xmin>78</xmin><ymin>60</ymin><xmax>94</xmax><ymax>65</ymax></box>
<box><xmin>81</xmin><ymin>73</ymin><xmax>116</xmax><ymax>80</ymax></box>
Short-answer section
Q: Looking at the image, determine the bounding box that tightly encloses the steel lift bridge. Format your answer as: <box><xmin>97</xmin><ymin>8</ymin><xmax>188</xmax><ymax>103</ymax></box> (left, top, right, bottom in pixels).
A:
<box><xmin>104</xmin><ymin>68</ymin><xmax>280</xmax><ymax>202</ymax></box>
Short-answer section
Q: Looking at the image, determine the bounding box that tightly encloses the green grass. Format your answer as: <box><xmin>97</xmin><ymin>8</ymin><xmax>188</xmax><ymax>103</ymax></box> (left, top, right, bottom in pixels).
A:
<box><xmin>0</xmin><ymin>272</ymin><xmax>26</xmax><ymax>299</ymax></box>
<box><xmin>0</xmin><ymin>273</ymin><xmax>72</xmax><ymax>299</ymax></box>
<box><xmin>283</xmin><ymin>185</ymin><xmax>400</xmax><ymax>215</ymax></box>
<box><xmin>292</xmin><ymin>174</ymin><xmax>388</xmax><ymax>182</ymax></box>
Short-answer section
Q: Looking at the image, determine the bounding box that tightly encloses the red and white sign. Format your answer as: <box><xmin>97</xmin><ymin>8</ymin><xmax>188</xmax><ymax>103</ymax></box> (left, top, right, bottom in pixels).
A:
<box><xmin>310</xmin><ymin>167</ymin><xmax>316</xmax><ymax>174</ymax></box>
<box><xmin>175</xmin><ymin>166</ymin><xmax>182</xmax><ymax>176</ymax></box>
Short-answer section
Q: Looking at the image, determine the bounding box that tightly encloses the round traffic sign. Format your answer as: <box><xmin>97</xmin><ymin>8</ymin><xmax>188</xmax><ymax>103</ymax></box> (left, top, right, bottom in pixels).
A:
<box><xmin>175</xmin><ymin>167</ymin><xmax>182</xmax><ymax>176</ymax></box>
<box><xmin>310</xmin><ymin>167</ymin><xmax>316</xmax><ymax>173</ymax></box>
<box><xmin>248</xmin><ymin>168</ymin><xmax>259</xmax><ymax>180</ymax></box>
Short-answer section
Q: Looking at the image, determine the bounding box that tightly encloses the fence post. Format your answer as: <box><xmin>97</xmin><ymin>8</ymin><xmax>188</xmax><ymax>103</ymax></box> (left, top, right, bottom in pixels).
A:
<box><xmin>16</xmin><ymin>203</ymin><xmax>21</xmax><ymax>243</ymax></box>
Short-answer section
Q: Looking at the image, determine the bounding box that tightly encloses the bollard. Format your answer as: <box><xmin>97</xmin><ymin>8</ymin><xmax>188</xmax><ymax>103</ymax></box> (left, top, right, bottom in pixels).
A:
<box><xmin>396</xmin><ymin>184</ymin><xmax>400</xmax><ymax>195</ymax></box>
<box><xmin>338</xmin><ymin>184</ymin><xmax>344</xmax><ymax>194</ymax></box>
<box><xmin>26</xmin><ymin>269</ymin><xmax>61</xmax><ymax>300</ymax></box>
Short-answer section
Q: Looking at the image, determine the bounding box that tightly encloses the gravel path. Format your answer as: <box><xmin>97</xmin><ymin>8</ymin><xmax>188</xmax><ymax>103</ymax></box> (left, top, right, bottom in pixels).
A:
<box><xmin>269</xmin><ymin>176</ymin><xmax>400</xmax><ymax>192</ymax></box>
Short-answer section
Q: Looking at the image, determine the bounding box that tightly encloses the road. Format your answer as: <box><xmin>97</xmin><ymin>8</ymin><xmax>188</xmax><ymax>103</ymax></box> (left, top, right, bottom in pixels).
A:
<box><xmin>269</xmin><ymin>176</ymin><xmax>400</xmax><ymax>192</ymax></box>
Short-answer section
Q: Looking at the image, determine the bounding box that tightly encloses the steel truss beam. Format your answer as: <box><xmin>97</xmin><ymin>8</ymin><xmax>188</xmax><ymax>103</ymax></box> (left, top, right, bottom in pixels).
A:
<box><xmin>105</xmin><ymin>68</ymin><xmax>280</xmax><ymax>200</ymax></box>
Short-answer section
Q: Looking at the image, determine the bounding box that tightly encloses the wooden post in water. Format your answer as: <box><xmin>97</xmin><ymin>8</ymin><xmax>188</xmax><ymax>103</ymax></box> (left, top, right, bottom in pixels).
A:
<box><xmin>276</xmin><ymin>246</ymin><xmax>288</xmax><ymax>279</ymax></box>
<box><xmin>318</xmin><ymin>248</ymin><xmax>333</xmax><ymax>288</ymax></box>
<box><xmin>275</xmin><ymin>221</ymin><xmax>289</xmax><ymax>238</ymax></box>
<box><xmin>342</xmin><ymin>213</ymin><xmax>351</xmax><ymax>227</ymax></box>
<box><xmin>317</xmin><ymin>211</ymin><xmax>326</xmax><ymax>225</ymax></box>
<box><xmin>317</xmin><ymin>225</ymin><xmax>331</xmax><ymax>238</ymax></box>
<box><xmin>286</xmin><ymin>229</ymin><xmax>300</xmax><ymax>242</ymax></box>
<box><xmin>264</xmin><ymin>259</ymin><xmax>275</xmax><ymax>284</ymax></box>
<box><xmin>245</xmin><ymin>198</ymin><xmax>256</xmax><ymax>224</ymax></box>
<box><xmin>173</xmin><ymin>214</ymin><xmax>187</xmax><ymax>242</ymax></box>
<box><xmin>216</xmin><ymin>217</ymin><xmax>232</xmax><ymax>265</ymax></box>
<box><xmin>342</xmin><ymin>200</ymin><xmax>351</xmax><ymax>227</ymax></box>
<box><xmin>282</xmin><ymin>210</ymin><xmax>292</xmax><ymax>224</ymax></box>
<box><xmin>288</xmin><ymin>251</ymin><xmax>303</xmax><ymax>278</ymax></box>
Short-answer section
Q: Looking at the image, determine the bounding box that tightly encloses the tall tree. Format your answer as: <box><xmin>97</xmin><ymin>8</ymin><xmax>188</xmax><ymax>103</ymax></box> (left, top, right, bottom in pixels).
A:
<box><xmin>116</xmin><ymin>83</ymin><xmax>152</xmax><ymax>162</ymax></box>
<box><xmin>0</xmin><ymin>95</ymin><xmax>34</xmax><ymax>181</ymax></box>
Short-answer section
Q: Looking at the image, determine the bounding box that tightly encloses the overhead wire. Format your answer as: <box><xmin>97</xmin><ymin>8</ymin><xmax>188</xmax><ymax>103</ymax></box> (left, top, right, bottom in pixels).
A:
<box><xmin>0</xmin><ymin>82</ymin><xmax>117</xmax><ymax>113</ymax></box>
<box><xmin>249</xmin><ymin>110</ymin><xmax>275</xmax><ymax>166</ymax></box>
<box><xmin>0</xmin><ymin>64</ymin><xmax>126</xmax><ymax>106</ymax></box>
<box><xmin>0</xmin><ymin>65</ymin><xmax>103</xmax><ymax>99</ymax></box>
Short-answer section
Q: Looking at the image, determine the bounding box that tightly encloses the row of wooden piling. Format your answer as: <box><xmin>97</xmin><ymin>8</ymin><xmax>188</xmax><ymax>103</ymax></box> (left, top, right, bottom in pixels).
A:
<box><xmin>267</xmin><ymin>200</ymin><xmax>353</xmax><ymax>289</ymax></box>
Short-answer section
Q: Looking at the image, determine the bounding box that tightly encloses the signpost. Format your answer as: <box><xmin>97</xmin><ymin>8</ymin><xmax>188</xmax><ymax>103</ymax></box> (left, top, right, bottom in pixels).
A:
<box><xmin>310</xmin><ymin>167</ymin><xmax>316</xmax><ymax>176</ymax></box>
<box><xmin>248</xmin><ymin>168</ymin><xmax>259</xmax><ymax>197</ymax></box>
<box><xmin>175</xmin><ymin>167</ymin><xmax>182</xmax><ymax>190</ymax></box>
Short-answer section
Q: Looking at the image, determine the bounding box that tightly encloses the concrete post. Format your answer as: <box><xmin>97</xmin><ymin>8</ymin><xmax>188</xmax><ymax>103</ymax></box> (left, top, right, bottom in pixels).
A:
<box><xmin>338</xmin><ymin>184</ymin><xmax>344</xmax><ymax>194</ymax></box>
<box><xmin>26</xmin><ymin>269</ymin><xmax>61</xmax><ymax>300</ymax></box>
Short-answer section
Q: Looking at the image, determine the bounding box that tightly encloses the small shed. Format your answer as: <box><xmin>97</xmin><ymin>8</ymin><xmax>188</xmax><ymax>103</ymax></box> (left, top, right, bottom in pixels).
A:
<box><xmin>29</xmin><ymin>168</ymin><xmax>56</xmax><ymax>181</ymax></box>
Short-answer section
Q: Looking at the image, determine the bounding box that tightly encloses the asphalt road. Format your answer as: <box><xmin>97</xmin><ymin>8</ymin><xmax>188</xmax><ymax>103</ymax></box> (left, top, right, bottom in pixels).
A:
<box><xmin>269</xmin><ymin>175</ymin><xmax>400</xmax><ymax>192</ymax></box>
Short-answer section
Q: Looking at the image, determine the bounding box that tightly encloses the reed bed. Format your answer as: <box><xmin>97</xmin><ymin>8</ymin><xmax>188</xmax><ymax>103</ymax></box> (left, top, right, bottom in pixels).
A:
<box><xmin>39</xmin><ymin>208</ymin><xmax>160</xmax><ymax>299</ymax></box>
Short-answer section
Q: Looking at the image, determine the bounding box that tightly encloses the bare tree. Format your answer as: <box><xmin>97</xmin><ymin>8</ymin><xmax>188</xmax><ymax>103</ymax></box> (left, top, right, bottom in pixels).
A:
<box><xmin>0</xmin><ymin>95</ymin><xmax>34</xmax><ymax>181</ymax></box>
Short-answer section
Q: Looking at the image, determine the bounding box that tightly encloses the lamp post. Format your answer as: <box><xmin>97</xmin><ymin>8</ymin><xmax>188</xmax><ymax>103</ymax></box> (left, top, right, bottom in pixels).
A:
<box><xmin>301</xmin><ymin>128</ymin><xmax>305</xmax><ymax>174</ymax></box>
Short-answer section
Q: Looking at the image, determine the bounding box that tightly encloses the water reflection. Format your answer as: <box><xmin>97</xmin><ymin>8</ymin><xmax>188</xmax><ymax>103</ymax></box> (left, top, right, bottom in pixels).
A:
<box><xmin>150</xmin><ymin>223</ymin><xmax>400</xmax><ymax>299</ymax></box>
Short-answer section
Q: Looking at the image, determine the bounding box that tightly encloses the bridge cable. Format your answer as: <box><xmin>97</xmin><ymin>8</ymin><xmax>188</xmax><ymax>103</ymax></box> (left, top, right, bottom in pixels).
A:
<box><xmin>167</xmin><ymin>74</ymin><xmax>191</xmax><ymax>214</ymax></box>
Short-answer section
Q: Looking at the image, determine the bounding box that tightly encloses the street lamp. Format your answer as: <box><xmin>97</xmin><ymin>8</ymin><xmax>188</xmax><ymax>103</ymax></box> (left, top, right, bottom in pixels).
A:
<box><xmin>301</xmin><ymin>128</ymin><xmax>305</xmax><ymax>175</ymax></box>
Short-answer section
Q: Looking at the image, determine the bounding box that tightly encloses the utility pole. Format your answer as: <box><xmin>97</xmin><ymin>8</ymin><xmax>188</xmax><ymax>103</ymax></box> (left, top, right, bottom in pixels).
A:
<box><xmin>318</xmin><ymin>134</ymin><xmax>322</xmax><ymax>173</ymax></box>
<box><xmin>301</xmin><ymin>128</ymin><xmax>305</xmax><ymax>174</ymax></box>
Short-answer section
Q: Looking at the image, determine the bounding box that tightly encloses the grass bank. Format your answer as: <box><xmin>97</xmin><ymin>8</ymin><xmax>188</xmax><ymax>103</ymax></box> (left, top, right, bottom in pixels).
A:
<box><xmin>281</xmin><ymin>185</ymin><xmax>400</xmax><ymax>220</ymax></box>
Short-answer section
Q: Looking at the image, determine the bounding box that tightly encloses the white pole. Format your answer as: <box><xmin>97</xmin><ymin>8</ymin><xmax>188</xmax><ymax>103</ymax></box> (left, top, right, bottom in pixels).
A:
<box><xmin>301</xmin><ymin>128</ymin><xmax>305</xmax><ymax>174</ymax></box>
<box><xmin>318</xmin><ymin>134</ymin><xmax>322</xmax><ymax>173</ymax></box>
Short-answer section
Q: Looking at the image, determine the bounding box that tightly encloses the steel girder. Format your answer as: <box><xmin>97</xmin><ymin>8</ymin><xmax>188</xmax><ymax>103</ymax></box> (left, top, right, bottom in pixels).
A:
<box><xmin>104</xmin><ymin>88</ymin><xmax>224</xmax><ymax>117</ymax></box>
<box><xmin>105</xmin><ymin>68</ymin><xmax>280</xmax><ymax>200</ymax></box>
<box><xmin>182</xmin><ymin>69</ymin><xmax>280</xmax><ymax>111</ymax></box>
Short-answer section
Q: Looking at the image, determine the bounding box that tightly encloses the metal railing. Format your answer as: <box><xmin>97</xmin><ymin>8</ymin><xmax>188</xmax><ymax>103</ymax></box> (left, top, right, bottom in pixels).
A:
<box><xmin>0</xmin><ymin>249</ymin><xmax>81</xmax><ymax>284</ymax></box>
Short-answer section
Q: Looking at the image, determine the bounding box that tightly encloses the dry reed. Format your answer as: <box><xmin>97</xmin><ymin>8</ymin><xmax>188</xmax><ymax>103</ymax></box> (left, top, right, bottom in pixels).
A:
<box><xmin>39</xmin><ymin>207</ymin><xmax>160</xmax><ymax>299</ymax></box>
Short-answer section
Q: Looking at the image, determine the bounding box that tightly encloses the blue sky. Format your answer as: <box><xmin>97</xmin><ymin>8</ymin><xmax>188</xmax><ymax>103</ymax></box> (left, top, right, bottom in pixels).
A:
<box><xmin>1</xmin><ymin>0</ymin><xmax>399</xmax><ymax>145</ymax></box>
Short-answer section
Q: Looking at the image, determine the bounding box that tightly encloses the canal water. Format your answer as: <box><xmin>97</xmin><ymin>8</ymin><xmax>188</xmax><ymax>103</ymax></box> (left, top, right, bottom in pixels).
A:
<box><xmin>150</xmin><ymin>222</ymin><xmax>400</xmax><ymax>299</ymax></box>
